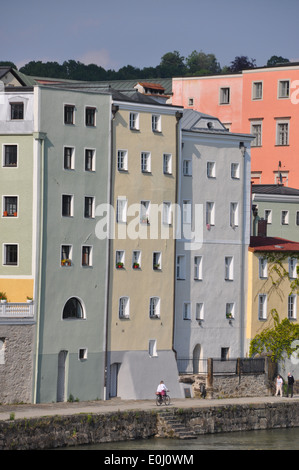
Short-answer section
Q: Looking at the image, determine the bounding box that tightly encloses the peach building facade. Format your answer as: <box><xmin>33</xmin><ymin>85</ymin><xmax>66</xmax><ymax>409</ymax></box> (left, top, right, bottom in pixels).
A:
<box><xmin>173</xmin><ymin>63</ymin><xmax>299</xmax><ymax>188</ymax></box>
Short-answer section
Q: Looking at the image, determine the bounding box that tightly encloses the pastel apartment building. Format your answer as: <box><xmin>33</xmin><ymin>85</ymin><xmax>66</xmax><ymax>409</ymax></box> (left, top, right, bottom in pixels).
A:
<box><xmin>172</xmin><ymin>62</ymin><xmax>299</xmax><ymax>188</ymax></box>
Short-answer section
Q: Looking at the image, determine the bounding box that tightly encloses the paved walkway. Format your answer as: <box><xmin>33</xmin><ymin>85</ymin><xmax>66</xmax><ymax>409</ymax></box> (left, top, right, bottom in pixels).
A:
<box><xmin>0</xmin><ymin>394</ymin><xmax>298</xmax><ymax>422</ymax></box>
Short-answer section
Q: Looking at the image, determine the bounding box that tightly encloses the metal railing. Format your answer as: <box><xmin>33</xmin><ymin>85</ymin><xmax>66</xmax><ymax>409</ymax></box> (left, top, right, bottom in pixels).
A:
<box><xmin>177</xmin><ymin>357</ymin><xmax>265</xmax><ymax>376</ymax></box>
<box><xmin>0</xmin><ymin>302</ymin><xmax>34</xmax><ymax>318</ymax></box>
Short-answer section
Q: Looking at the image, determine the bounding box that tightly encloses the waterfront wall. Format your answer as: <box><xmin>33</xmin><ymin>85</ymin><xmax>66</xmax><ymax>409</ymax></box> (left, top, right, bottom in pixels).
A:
<box><xmin>0</xmin><ymin>401</ymin><xmax>299</xmax><ymax>450</ymax></box>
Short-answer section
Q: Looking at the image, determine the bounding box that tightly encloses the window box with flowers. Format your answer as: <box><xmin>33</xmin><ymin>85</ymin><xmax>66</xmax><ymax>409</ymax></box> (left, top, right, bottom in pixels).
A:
<box><xmin>0</xmin><ymin>292</ymin><xmax>7</xmax><ymax>303</ymax></box>
<box><xmin>133</xmin><ymin>262</ymin><xmax>140</xmax><ymax>269</ymax></box>
<box><xmin>226</xmin><ymin>312</ymin><xmax>233</xmax><ymax>319</ymax></box>
<box><xmin>61</xmin><ymin>259</ymin><xmax>72</xmax><ymax>266</ymax></box>
<box><xmin>116</xmin><ymin>262</ymin><xmax>124</xmax><ymax>269</ymax></box>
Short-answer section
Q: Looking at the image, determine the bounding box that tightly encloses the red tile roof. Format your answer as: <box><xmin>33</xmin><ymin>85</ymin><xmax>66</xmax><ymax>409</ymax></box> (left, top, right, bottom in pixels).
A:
<box><xmin>249</xmin><ymin>236</ymin><xmax>299</xmax><ymax>252</ymax></box>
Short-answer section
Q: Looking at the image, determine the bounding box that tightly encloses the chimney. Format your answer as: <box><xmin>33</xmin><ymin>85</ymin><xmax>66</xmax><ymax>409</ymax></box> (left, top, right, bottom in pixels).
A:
<box><xmin>258</xmin><ymin>218</ymin><xmax>267</xmax><ymax>237</ymax></box>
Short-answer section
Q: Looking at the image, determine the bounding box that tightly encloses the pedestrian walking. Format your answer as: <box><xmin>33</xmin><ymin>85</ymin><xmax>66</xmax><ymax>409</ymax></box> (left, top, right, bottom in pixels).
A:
<box><xmin>287</xmin><ymin>372</ymin><xmax>295</xmax><ymax>398</ymax></box>
<box><xmin>275</xmin><ymin>375</ymin><xmax>283</xmax><ymax>396</ymax></box>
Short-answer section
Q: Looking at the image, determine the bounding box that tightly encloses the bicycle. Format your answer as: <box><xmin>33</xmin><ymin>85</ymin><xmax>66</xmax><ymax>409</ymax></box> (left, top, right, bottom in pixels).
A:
<box><xmin>155</xmin><ymin>392</ymin><xmax>170</xmax><ymax>406</ymax></box>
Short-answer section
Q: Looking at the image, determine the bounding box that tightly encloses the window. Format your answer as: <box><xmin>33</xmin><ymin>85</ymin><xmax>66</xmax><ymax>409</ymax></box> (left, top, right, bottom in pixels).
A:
<box><xmin>225</xmin><ymin>256</ymin><xmax>233</xmax><ymax>280</ymax></box>
<box><xmin>84</xmin><ymin>197</ymin><xmax>95</xmax><ymax>218</ymax></box>
<box><xmin>62</xmin><ymin>195</ymin><xmax>73</xmax><ymax>217</ymax></box>
<box><xmin>116</xmin><ymin>250</ymin><xmax>125</xmax><ymax>268</ymax></box>
<box><xmin>141</xmin><ymin>152</ymin><xmax>151</xmax><ymax>173</ymax></box>
<box><xmin>183</xmin><ymin>159</ymin><xmax>192</xmax><ymax>176</ymax></box>
<box><xmin>140</xmin><ymin>200</ymin><xmax>150</xmax><ymax>224</ymax></box>
<box><xmin>85</xmin><ymin>149</ymin><xmax>95</xmax><ymax>171</ymax></box>
<box><xmin>152</xmin><ymin>114</ymin><xmax>161</xmax><ymax>132</ymax></box>
<box><xmin>207</xmin><ymin>161</ymin><xmax>216</xmax><ymax>178</ymax></box>
<box><xmin>276</xmin><ymin>122</ymin><xmax>289</xmax><ymax>146</ymax></box>
<box><xmin>82</xmin><ymin>246</ymin><xmax>92</xmax><ymax>267</ymax></box>
<box><xmin>259</xmin><ymin>258</ymin><xmax>267</xmax><ymax>278</ymax></box>
<box><xmin>63</xmin><ymin>297</ymin><xmax>84</xmax><ymax>319</ymax></box>
<box><xmin>183</xmin><ymin>302</ymin><xmax>191</xmax><ymax>320</ymax></box>
<box><xmin>188</xmin><ymin>98</ymin><xmax>194</xmax><ymax>106</ymax></box>
<box><xmin>278</xmin><ymin>80</ymin><xmax>290</xmax><ymax>98</ymax></box>
<box><xmin>119</xmin><ymin>297</ymin><xmax>130</xmax><ymax>319</ymax></box>
<box><xmin>231</xmin><ymin>163</ymin><xmax>240</xmax><ymax>179</ymax></box>
<box><xmin>230</xmin><ymin>202</ymin><xmax>238</xmax><ymax>228</ymax></box>
<box><xmin>252</xmin><ymin>81</ymin><xmax>263</xmax><ymax>100</ymax></box>
<box><xmin>258</xmin><ymin>294</ymin><xmax>267</xmax><ymax>320</ymax></box>
<box><xmin>64</xmin><ymin>105</ymin><xmax>75</xmax><ymax>124</ymax></box>
<box><xmin>206</xmin><ymin>202</ymin><xmax>215</xmax><ymax>226</ymax></box>
<box><xmin>296</xmin><ymin>211</ymin><xmax>299</xmax><ymax>226</ymax></box>
<box><xmin>163</xmin><ymin>153</ymin><xmax>172</xmax><ymax>174</ymax></box>
<box><xmin>153</xmin><ymin>252</ymin><xmax>161</xmax><ymax>270</ymax></box>
<box><xmin>118</xmin><ymin>150</ymin><xmax>128</xmax><ymax>171</ymax></box>
<box><xmin>251</xmin><ymin>123</ymin><xmax>262</xmax><ymax>147</ymax></box>
<box><xmin>79</xmin><ymin>348</ymin><xmax>88</xmax><ymax>360</ymax></box>
<box><xmin>3</xmin><ymin>196</ymin><xmax>17</xmax><ymax>216</ymax></box>
<box><xmin>265</xmin><ymin>209</ymin><xmax>272</xmax><ymax>224</ymax></box>
<box><xmin>183</xmin><ymin>200</ymin><xmax>192</xmax><ymax>224</ymax></box>
<box><xmin>64</xmin><ymin>147</ymin><xmax>74</xmax><ymax>170</ymax></box>
<box><xmin>85</xmin><ymin>107</ymin><xmax>96</xmax><ymax>126</ymax></box>
<box><xmin>149</xmin><ymin>339</ymin><xmax>157</xmax><ymax>357</ymax></box>
<box><xmin>149</xmin><ymin>297</ymin><xmax>160</xmax><ymax>318</ymax></box>
<box><xmin>288</xmin><ymin>295</ymin><xmax>297</xmax><ymax>320</ymax></box>
<box><xmin>289</xmin><ymin>258</ymin><xmax>297</xmax><ymax>279</ymax></box>
<box><xmin>226</xmin><ymin>302</ymin><xmax>235</xmax><ymax>319</ymax></box>
<box><xmin>163</xmin><ymin>202</ymin><xmax>171</xmax><ymax>225</ymax></box>
<box><xmin>281</xmin><ymin>210</ymin><xmax>289</xmax><ymax>225</ymax></box>
<box><xmin>3</xmin><ymin>244</ymin><xmax>18</xmax><ymax>265</ymax></box>
<box><xmin>116</xmin><ymin>198</ymin><xmax>127</xmax><ymax>223</ymax></box>
<box><xmin>196</xmin><ymin>303</ymin><xmax>204</xmax><ymax>321</ymax></box>
<box><xmin>221</xmin><ymin>347</ymin><xmax>230</xmax><ymax>361</ymax></box>
<box><xmin>132</xmin><ymin>250</ymin><xmax>141</xmax><ymax>269</ymax></box>
<box><xmin>176</xmin><ymin>255</ymin><xmax>185</xmax><ymax>280</ymax></box>
<box><xmin>194</xmin><ymin>256</ymin><xmax>203</xmax><ymax>280</ymax></box>
<box><xmin>129</xmin><ymin>112</ymin><xmax>139</xmax><ymax>130</ymax></box>
<box><xmin>3</xmin><ymin>145</ymin><xmax>17</xmax><ymax>167</ymax></box>
<box><xmin>61</xmin><ymin>245</ymin><xmax>72</xmax><ymax>266</ymax></box>
<box><xmin>220</xmin><ymin>87</ymin><xmax>230</xmax><ymax>104</ymax></box>
<box><xmin>10</xmin><ymin>102</ymin><xmax>24</xmax><ymax>120</ymax></box>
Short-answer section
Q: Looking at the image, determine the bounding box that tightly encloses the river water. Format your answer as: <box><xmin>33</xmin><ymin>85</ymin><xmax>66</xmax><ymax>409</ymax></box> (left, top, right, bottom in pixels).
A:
<box><xmin>68</xmin><ymin>427</ymin><xmax>299</xmax><ymax>451</ymax></box>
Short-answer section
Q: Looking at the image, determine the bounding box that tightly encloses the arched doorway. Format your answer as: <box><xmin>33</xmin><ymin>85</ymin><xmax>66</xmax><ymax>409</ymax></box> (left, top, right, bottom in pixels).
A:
<box><xmin>57</xmin><ymin>350</ymin><xmax>68</xmax><ymax>402</ymax></box>
<box><xmin>193</xmin><ymin>344</ymin><xmax>202</xmax><ymax>374</ymax></box>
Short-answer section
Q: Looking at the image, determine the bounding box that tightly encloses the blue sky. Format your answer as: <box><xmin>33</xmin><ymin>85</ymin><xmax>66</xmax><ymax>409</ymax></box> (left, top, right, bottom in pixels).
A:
<box><xmin>1</xmin><ymin>0</ymin><xmax>299</xmax><ymax>71</ymax></box>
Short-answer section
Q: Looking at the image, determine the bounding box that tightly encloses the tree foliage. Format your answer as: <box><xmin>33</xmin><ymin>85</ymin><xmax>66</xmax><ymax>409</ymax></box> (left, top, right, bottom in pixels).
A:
<box><xmin>228</xmin><ymin>55</ymin><xmax>256</xmax><ymax>73</ymax></box>
<box><xmin>267</xmin><ymin>55</ymin><xmax>289</xmax><ymax>67</ymax></box>
<box><xmin>249</xmin><ymin>309</ymin><xmax>299</xmax><ymax>362</ymax></box>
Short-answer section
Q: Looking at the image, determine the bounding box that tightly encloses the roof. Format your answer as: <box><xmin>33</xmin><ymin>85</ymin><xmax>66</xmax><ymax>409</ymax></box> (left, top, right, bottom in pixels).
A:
<box><xmin>249</xmin><ymin>236</ymin><xmax>299</xmax><ymax>252</ymax></box>
<box><xmin>181</xmin><ymin>108</ymin><xmax>233</xmax><ymax>134</ymax></box>
<box><xmin>137</xmin><ymin>82</ymin><xmax>165</xmax><ymax>91</ymax></box>
<box><xmin>251</xmin><ymin>184</ymin><xmax>299</xmax><ymax>196</ymax></box>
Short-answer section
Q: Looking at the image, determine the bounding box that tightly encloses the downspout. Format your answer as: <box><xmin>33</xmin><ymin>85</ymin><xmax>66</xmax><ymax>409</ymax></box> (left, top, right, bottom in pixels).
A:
<box><xmin>239</xmin><ymin>141</ymin><xmax>248</xmax><ymax>358</ymax></box>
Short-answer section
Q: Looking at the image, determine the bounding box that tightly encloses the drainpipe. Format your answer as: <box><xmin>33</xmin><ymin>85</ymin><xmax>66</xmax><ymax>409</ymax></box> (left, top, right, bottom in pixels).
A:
<box><xmin>239</xmin><ymin>141</ymin><xmax>248</xmax><ymax>358</ymax></box>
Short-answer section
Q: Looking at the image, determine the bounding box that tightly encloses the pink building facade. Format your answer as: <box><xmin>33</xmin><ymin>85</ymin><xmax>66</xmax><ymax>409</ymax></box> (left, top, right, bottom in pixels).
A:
<box><xmin>173</xmin><ymin>63</ymin><xmax>299</xmax><ymax>188</ymax></box>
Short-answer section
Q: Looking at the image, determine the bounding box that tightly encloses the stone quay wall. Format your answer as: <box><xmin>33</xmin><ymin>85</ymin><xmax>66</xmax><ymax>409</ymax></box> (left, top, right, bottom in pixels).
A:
<box><xmin>0</xmin><ymin>401</ymin><xmax>298</xmax><ymax>450</ymax></box>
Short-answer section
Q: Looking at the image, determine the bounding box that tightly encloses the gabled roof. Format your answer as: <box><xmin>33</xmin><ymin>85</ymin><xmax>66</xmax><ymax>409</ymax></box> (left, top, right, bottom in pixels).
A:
<box><xmin>249</xmin><ymin>236</ymin><xmax>299</xmax><ymax>252</ymax></box>
<box><xmin>181</xmin><ymin>108</ymin><xmax>228</xmax><ymax>133</ymax></box>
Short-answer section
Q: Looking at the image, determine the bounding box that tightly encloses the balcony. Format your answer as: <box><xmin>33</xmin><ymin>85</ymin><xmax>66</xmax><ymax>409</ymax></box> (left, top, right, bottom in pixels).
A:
<box><xmin>0</xmin><ymin>301</ymin><xmax>34</xmax><ymax>322</ymax></box>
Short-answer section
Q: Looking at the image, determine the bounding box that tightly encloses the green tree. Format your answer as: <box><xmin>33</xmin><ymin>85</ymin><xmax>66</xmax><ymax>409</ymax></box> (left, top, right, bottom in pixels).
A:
<box><xmin>250</xmin><ymin>309</ymin><xmax>299</xmax><ymax>362</ymax></box>
<box><xmin>228</xmin><ymin>55</ymin><xmax>256</xmax><ymax>73</ymax></box>
<box><xmin>159</xmin><ymin>51</ymin><xmax>186</xmax><ymax>77</ymax></box>
<box><xmin>267</xmin><ymin>55</ymin><xmax>289</xmax><ymax>67</ymax></box>
<box><xmin>186</xmin><ymin>50</ymin><xmax>221</xmax><ymax>75</ymax></box>
<box><xmin>0</xmin><ymin>61</ymin><xmax>18</xmax><ymax>70</ymax></box>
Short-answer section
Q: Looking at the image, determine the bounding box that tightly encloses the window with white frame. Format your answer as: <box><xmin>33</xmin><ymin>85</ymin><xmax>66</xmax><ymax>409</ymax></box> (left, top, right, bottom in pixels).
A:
<box><xmin>207</xmin><ymin>161</ymin><xmax>216</xmax><ymax>178</ymax></box>
<box><xmin>63</xmin><ymin>147</ymin><xmax>75</xmax><ymax>170</ymax></box>
<box><xmin>220</xmin><ymin>87</ymin><xmax>230</xmax><ymax>104</ymax></box>
<box><xmin>85</xmin><ymin>148</ymin><xmax>95</xmax><ymax>172</ymax></box>
<box><xmin>278</xmin><ymin>80</ymin><xmax>290</xmax><ymax>98</ymax></box>
<box><xmin>252</xmin><ymin>81</ymin><xmax>263</xmax><ymax>100</ymax></box>
<box><xmin>3</xmin><ymin>144</ymin><xmax>17</xmax><ymax>167</ymax></box>
<box><xmin>163</xmin><ymin>153</ymin><xmax>172</xmax><ymax>174</ymax></box>
<box><xmin>194</xmin><ymin>256</ymin><xmax>203</xmax><ymax>280</ymax></box>
<box><xmin>82</xmin><ymin>245</ymin><xmax>92</xmax><ymax>267</ymax></box>
<box><xmin>226</xmin><ymin>302</ymin><xmax>235</xmax><ymax>319</ymax></box>
<box><xmin>149</xmin><ymin>297</ymin><xmax>160</xmax><ymax>318</ymax></box>
<box><xmin>64</xmin><ymin>104</ymin><xmax>75</xmax><ymax>124</ymax></box>
<box><xmin>259</xmin><ymin>257</ymin><xmax>267</xmax><ymax>278</ymax></box>
<box><xmin>149</xmin><ymin>339</ymin><xmax>158</xmax><ymax>357</ymax></box>
<box><xmin>116</xmin><ymin>250</ymin><xmax>125</xmax><ymax>268</ymax></box>
<box><xmin>183</xmin><ymin>200</ymin><xmax>192</xmax><ymax>224</ymax></box>
<box><xmin>163</xmin><ymin>202</ymin><xmax>171</xmax><ymax>225</ymax></box>
<box><xmin>251</xmin><ymin>123</ymin><xmax>262</xmax><ymax>147</ymax></box>
<box><xmin>10</xmin><ymin>102</ymin><xmax>24</xmax><ymax>120</ymax></box>
<box><xmin>289</xmin><ymin>258</ymin><xmax>297</xmax><ymax>279</ymax></box>
<box><xmin>225</xmin><ymin>256</ymin><xmax>233</xmax><ymax>280</ymax></box>
<box><xmin>296</xmin><ymin>212</ymin><xmax>299</xmax><ymax>226</ymax></box>
<box><xmin>288</xmin><ymin>295</ymin><xmax>297</xmax><ymax>320</ymax></box>
<box><xmin>183</xmin><ymin>302</ymin><xmax>191</xmax><ymax>320</ymax></box>
<box><xmin>141</xmin><ymin>152</ymin><xmax>151</xmax><ymax>173</ymax></box>
<box><xmin>264</xmin><ymin>209</ymin><xmax>272</xmax><ymax>224</ymax></box>
<box><xmin>85</xmin><ymin>107</ymin><xmax>96</xmax><ymax>126</ymax></box>
<box><xmin>176</xmin><ymin>255</ymin><xmax>186</xmax><ymax>280</ymax></box>
<box><xmin>258</xmin><ymin>294</ymin><xmax>267</xmax><ymax>320</ymax></box>
<box><xmin>230</xmin><ymin>202</ymin><xmax>238</xmax><ymax>228</ymax></box>
<box><xmin>62</xmin><ymin>194</ymin><xmax>73</xmax><ymax>217</ymax></box>
<box><xmin>61</xmin><ymin>245</ymin><xmax>72</xmax><ymax>266</ymax></box>
<box><xmin>129</xmin><ymin>112</ymin><xmax>139</xmax><ymax>130</ymax></box>
<box><xmin>152</xmin><ymin>114</ymin><xmax>161</xmax><ymax>132</ymax></box>
<box><xmin>206</xmin><ymin>201</ymin><xmax>215</xmax><ymax>226</ymax></box>
<box><xmin>132</xmin><ymin>250</ymin><xmax>141</xmax><ymax>269</ymax></box>
<box><xmin>196</xmin><ymin>302</ymin><xmax>204</xmax><ymax>321</ymax></box>
<box><xmin>276</xmin><ymin>121</ymin><xmax>289</xmax><ymax>146</ymax></box>
<box><xmin>183</xmin><ymin>159</ymin><xmax>192</xmax><ymax>176</ymax></box>
<box><xmin>117</xmin><ymin>150</ymin><xmax>128</xmax><ymax>171</ymax></box>
<box><xmin>140</xmin><ymin>200</ymin><xmax>150</xmax><ymax>224</ymax></box>
<box><xmin>119</xmin><ymin>297</ymin><xmax>130</xmax><ymax>319</ymax></box>
<box><xmin>3</xmin><ymin>196</ymin><xmax>18</xmax><ymax>217</ymax></box>
<box><xmin>84</xmin><ymin>196</ymin><xmax>95</xmax><ymax>218</ymax></box>
<box><xmin>116</xmin><ymin>198</ymin><xmax>127</xmax><ymax>223</ymax></box>
<box><xmin>153</xmin><ymin>252</ymin><xmax>161</xmax><ymax>270</ymax></box>
<box><xmin>231</xmin><ymin>163</ymin><xmax>240</xmax><ymax>179</ymax></box>
<box><xmin>281</xmin><ymin>210</ymin><xmax>289</xmax><ymax>225</ymax></box>
<box><xmin>3</xmin><ymin>244</ymin><xmax>18</xmax><ymax>266</ymax></box>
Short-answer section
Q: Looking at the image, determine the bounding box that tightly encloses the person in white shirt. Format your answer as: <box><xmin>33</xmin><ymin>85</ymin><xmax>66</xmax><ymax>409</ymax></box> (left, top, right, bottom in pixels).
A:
<box><xmin>156</xmin><ymin>380</ymin><xmax>168</xmax><ymax>397</ymax></box>
<box><xmin>275</xmin><ymin>375</ymin><xmax>283</xmax><ymax>396</ymax></box>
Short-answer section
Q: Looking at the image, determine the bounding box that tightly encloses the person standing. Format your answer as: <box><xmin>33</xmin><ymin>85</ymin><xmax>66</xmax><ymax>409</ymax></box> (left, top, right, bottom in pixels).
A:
<box><xmin>275</xmin><ymin>375</ymin><xmax>283</xmax><ymax>396</ymax></box>
<box><xmin>287</xmin><ymin>372</ymin><xmax>295</xmax><ymax>398</ymax></box>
